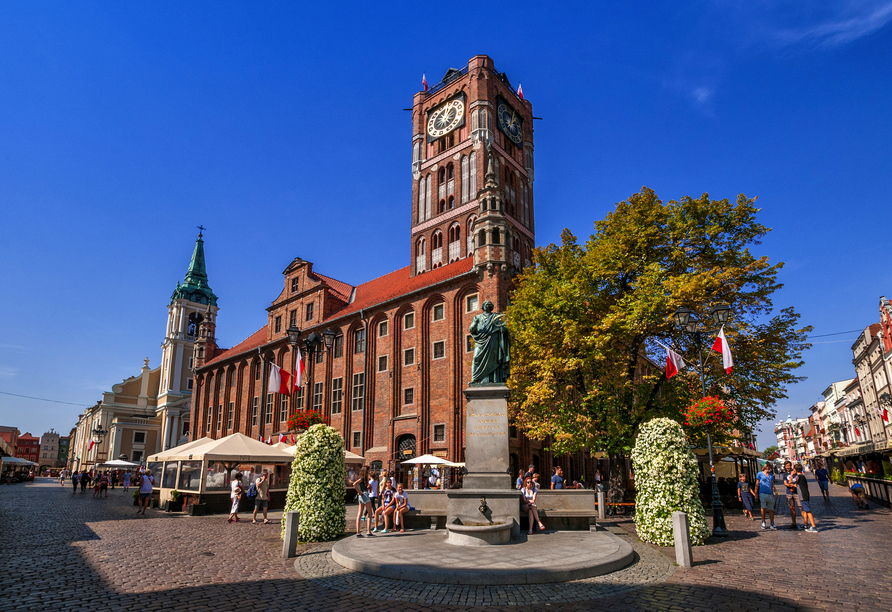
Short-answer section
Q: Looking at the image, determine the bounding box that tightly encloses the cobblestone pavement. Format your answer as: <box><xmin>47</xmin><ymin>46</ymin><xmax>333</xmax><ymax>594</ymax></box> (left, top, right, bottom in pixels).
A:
<box><xmin>0</xmin><ymin>478</ymin><xmax>889</xmax><ymax>611</ymax></box>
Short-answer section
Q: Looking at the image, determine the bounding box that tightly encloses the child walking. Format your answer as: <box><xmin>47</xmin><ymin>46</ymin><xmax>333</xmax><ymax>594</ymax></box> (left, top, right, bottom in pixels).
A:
<box><xmin>737</xmin><ymin>473</ymin><xmax>756</xmax><ymax>519</ymax></box>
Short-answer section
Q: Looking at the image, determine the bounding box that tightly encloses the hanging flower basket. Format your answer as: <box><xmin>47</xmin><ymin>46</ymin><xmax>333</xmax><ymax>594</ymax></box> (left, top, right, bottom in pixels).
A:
<box><xmin>287</xmin><ymin>410</ymin><xmax>326</xmax><ymax>433</ymax></box>
<box><xmin>683</xmin><ymin>396</ymin><xmax>736</xmax><ymax>428</ymax></box>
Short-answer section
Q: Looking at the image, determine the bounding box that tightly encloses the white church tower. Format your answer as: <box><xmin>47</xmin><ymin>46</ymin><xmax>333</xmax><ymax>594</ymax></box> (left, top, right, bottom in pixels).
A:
<box><xmin>157</xmin><ymin>229</ymin><xmax>218</xmax><ymax>449</ymax></box>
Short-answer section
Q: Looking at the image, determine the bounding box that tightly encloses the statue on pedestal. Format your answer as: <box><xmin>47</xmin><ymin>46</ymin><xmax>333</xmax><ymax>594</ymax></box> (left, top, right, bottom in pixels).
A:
<box><xmin>469</xmin><ymin>300</ymin><xmax>511</xmax><ymax>385</ymax></box>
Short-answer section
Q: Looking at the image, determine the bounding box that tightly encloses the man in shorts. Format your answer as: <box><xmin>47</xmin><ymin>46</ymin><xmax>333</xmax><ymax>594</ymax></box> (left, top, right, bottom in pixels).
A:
<box><xmin>782</xmin><ymin>461</ymin><xmax>801</xmax><ymax>530</ymax></box>
<box><xmin>138</xmin><ymin>470</ymin><xmax>154</xmax><ymax>515</ymax></box>
<box><xmin>794</xmin><ymin>464</ymin><xmax>818</xmax><ymax>532</ymax></box>
<box><xmin>251</xmin><ymin>472</ymin><xmax>270</xmax><ymax>524</ymax></box>
<box><xmin>756</xmin><ymin>463</ymin><xmax>778</xmax><ymax>530</ymax></box>
<box><xmin>814</xmin><ymin>460</ymin><xmax>830</xmax><ymax>501</ymax></box>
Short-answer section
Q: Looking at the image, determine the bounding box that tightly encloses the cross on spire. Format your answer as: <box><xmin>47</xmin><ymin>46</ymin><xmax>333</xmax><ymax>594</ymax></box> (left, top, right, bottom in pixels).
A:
<box><xmin>197</xmin><ymin>225</ymin><xmax>206</xmax><ymax>238</ymax></box>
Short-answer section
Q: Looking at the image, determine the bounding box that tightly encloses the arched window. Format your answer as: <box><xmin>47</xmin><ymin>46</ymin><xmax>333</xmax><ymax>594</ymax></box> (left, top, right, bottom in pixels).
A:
<box><xmin>415</xmin><ymin>237</ymin><xmax>426</xmax><ymax>274</ymax></box>
<box><xmin>448</xmin><ymin>224</ymin><xmax>461</xmax><ymax>262</ymax></box>
<box><xmin>425</xmin><ymin>175</ymin><xmax>432</xmax><ymax>220</ymax></box>
<box><xmin>467</xmin><ymin>216</ymin><xmax>477</xmax><ymax>255</ymax></box>
<box><xmin>492</xmin><ymin>228</ymin><xmax>501</xmax><ymax>245</ymax></box>
<box><xmin>431</xmin><ymin>231</ymin><xmax>444</xmax><ymax>268</ymax></box>
<box><xmin>478</xmin><ymin>229</ymin><xmax>486</xmax><ymax>247</ymax></box>
<box><xmin>469</xmin><ymin>152</ymin><xmax>477</xmax><ymax>196</ymax></box>
<box><xmin>494</xmin><ymin>157</ymin><xmax>500</xmax><ymax>186</ymax></box>
<box><xmin>438</xmin><ymin>167</ymin><xmax>446</xmax><ymax>213</ymax></box>
<box><xmin>446</xmin><ymin>164</ymin><xmax>454</xmax><ymax>208</ymax></box>
<box><xmin>417</xmin><ymin>178</ymin><xmax>425</xmax><ymax>223</ymax></box>
<box><xmin>461</xmin><ymin>155</ymin><xmax>469</xmax><ymax>202</ymax></box>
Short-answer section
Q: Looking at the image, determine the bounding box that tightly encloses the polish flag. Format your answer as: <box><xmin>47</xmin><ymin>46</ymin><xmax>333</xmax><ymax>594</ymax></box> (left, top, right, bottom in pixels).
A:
<box><xmin>855</xmin><ymin>427</ymin><xmax>862</xmax><ymax>437</ymax></box>
<box><xmin>422</xmin><ymin>73</ymin><xmax>428</xmax><ymax>91</ymax></box>
<box><xmin>293</xmin><ymin>347</ymin><xmax>305</xmax><ymax>392</ymax></box>
<box><xmin>517</xmin><ymin>84</ymin><xmax>524</xmax><ymax>100</ymax></box>
<box><xmin>883</xmin><ymin>409</ymin><xmax>890</xmax><ymax>423</ymax></box>
<box><xmin>658</xmin><ymin>342</ymin><xmax>685</xmax><ymax>379</ymax></box>
<box><xmin>88</xmin><ymin>440</ymin><xmax>95</xmax><ymax>451</ymax></box>
<box><xmin>258</xmin><ymin>434</ymin><xmax>263</xmax><ymax>442</ymax></box>
<box><xmin>268</xmin><ymin>364</ymin><xmax>291</xmax><ymax>395</ymax></box>
<box><xmin>290</xmin><ymin>434</ymin><xmax>296</xmax><ymax>444</ymax></box>
<box><xmin>711</xmin><ymin>325</ymin><xmax>734</xmax><ymax>374</ymax></box>
<box><xmin>280</xmin><ymin>434</ymin><xmax>288</xmax><ymax>443</ymax></box>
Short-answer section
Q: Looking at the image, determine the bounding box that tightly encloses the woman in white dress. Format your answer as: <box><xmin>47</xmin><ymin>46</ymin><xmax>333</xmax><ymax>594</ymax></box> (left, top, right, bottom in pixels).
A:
<box><xmin>228</xmin><ymin>472</ymin><xmax>244</xmax><ymax>523</ymax></box>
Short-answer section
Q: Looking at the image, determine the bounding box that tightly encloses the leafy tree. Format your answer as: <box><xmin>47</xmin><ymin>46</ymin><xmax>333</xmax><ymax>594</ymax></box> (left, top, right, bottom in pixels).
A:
<box><xmin>506</xmin><ymin>187</ymin><xmax>810</xmax><ymax>500</ymax></box>
<box><xmin>761</xmin><ymin>445</ymin><xmax>779</xmax><ymax>460</ymax></box>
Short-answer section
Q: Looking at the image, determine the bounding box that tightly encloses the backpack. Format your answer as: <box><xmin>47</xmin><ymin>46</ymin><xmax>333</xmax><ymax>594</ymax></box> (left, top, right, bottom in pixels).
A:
<box><xmin>246</xmin><ymin>482</ymin><xmax>258</xmax><ymax>499</ymax></box>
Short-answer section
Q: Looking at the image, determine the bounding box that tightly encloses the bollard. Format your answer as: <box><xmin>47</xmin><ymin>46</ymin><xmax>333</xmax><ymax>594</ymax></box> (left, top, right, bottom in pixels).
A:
<box><xmin>672</xmin><ymin>511</ymin><xmax>693</xmax><ymax>568</ymax></box>
<box><xmin>281</xmin><ymin>510</ymin><xmax>300</xmax><ymax>559</ymax></box>
<box><xmin>597</xmin><ymin>489</ymin><xmax>606</xmax><ymax>520</ymax></box>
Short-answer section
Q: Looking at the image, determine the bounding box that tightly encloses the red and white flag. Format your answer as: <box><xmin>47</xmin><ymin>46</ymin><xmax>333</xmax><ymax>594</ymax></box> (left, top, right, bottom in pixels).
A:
<box><xmin>517</xmin><ymin>83</ymin><xmax>524</xmax><ymax>100</ymax></box>
<box><xmin>88</xmin><ymin>440</ymin><xmax>95</xmax><ymax>451</ymax></box>
<box><xmin>290</xmin><ymin>434</ymin><xmax>296</xmax><ymax>444</ymax></box>
<box><xmin>293</xmin><ymin>347</ymin><xmax>305</xmax><ymax>392</ymax></box>
<box><xmin>280</xmin><ymin>434</ymin><xmax>288</xmax><ymax>443</ymax></box>
<box><xmin>883</xmin><ymin>408</ymin><xmax>890</xmax><ymax>423</ymax></box>
<box><xmin>658</xmin><ymin>342</ymin><xmax>685</xmax><ymax>379</ymax></box>
<box><xmin>711</xmin><ymin>325</ymin><xmax>734</xmax><ymax>374</ymax></box>
<box><xmin>855</xmin><ymin>427</ymin><xmax>862</xmax><ymax>438</ymax></box>
<box><xmin>268</xmin><ymin>363</ymin><xmax>291</xmax><ymax>395</ymax></box>
<box><xmin>422</xmin><ymin>73</ymin><xmax>428</xmax><ymax>91</ymax></box>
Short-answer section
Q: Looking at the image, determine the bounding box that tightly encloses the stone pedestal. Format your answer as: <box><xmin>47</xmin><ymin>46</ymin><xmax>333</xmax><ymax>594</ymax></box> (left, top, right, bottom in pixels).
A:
<box><xmin>461</xmin><ymin>385</ymin><xmax>511</xmax><ymax>490</ymax></box>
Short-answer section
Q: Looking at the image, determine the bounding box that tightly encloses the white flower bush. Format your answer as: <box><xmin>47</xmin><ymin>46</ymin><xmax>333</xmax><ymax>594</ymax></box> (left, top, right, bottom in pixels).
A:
<box><xmin>631</xmin><ymin>417</ymin><xmax>709</xmax><ymax>546</ymax></box>
<box><xmin>282</xmin><ymin>424</ymin><xmax>346</xmax><ymax>542</ymax></box>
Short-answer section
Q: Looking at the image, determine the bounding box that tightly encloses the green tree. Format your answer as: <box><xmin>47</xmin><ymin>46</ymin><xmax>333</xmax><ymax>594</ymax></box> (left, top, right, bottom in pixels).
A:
<box><xmin>761</xmin><ymin>445</ymin><xmax>779</xmax><ymax>460</ymax></box>
<box><xmin>632</xmin><ymin>418</ymin><xmax>709</xmax><ymax>545</ymax></box>
<box><xmin>282</xmin><ymin>424</ymin><xmax>346</xmax><ymax>542</ymax></box>
<box><xmin>506</xmin><ymin>187</ymin><xmax>810</xmax><ymax>499</ymax></box>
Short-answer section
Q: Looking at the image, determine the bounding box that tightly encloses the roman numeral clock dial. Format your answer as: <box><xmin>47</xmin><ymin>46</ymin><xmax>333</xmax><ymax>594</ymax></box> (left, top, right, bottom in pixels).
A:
<box><xmin>427</xmin><ymin>99</ymin><xmax>465</xmax><ymax>138</ymax></box>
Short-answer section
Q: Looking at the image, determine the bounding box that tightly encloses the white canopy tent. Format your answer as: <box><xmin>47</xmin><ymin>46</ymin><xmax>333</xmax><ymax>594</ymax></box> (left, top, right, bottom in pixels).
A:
<box><xmin>399</xmin><ymin>454</ymin><xmax>459</xmax><ymax>466</ymax></box>
<box><xmin>95</xmin><ymin>459</ymin><xmax>140</xmax><ymax>468</ymax></box>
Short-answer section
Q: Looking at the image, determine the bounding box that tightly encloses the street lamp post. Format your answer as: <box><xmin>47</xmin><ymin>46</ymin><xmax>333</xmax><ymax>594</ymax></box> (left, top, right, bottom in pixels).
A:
<box><xmin>285</xmin><ymin>325</ymin><xmax>337</xmax><ymax>415</ymax></box>
<box><xmin>673</xmin><ymin>304</ymin><xmax>732</xmax><ymax>537</ymax></box>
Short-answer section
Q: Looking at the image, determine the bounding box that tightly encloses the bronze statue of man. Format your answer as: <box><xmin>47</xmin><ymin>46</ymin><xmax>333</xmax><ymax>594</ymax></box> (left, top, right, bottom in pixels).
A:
<box><xmin>469</xmin><ymin>300</ymin><xmax>510</xmax><ymax>385</ymax></box>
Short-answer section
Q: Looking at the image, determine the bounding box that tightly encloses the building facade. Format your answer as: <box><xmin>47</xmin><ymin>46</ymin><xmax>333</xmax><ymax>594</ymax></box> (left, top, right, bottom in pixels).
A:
<box><xmin>190</xmin><ymin>56</ymin><xmax>592</xmax><ymax>483</ymax></box>
<box><xmin>851</xmin><ymin>324</ymin><xmax>887</xmax><ymax>443</ymax></box>
<box><xmin>15</xmin><ymin>432</ymin><xmax>39</xmax><ymax>463</ymax></box>
<box><xmin>0</xmin><ymin>426</ymin><xmax>19</xmax><ymax>458</ymax></box>
<box><xmin>38</xmin><ymin>429</ymin><xmax>60</xmax><ymax>469</ymax></box>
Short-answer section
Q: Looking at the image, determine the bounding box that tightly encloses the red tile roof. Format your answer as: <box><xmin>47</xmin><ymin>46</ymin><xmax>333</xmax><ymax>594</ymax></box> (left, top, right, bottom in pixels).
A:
<box><xmin>201</xmin><ymin>258</ymin><xmax>475</xmax><ymax>369</ymax></box>
<box><xmin>323</xmin><ymin>258</ymin><xmax>475</xmax><ymax>322</ymax></box>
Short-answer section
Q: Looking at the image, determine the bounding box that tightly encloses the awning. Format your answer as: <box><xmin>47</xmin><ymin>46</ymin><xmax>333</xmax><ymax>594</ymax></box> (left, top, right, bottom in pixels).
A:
<box><xmin>399</xmin><ymin>454</ymin><xmax>459</xmax><ymax>466</ymax></box>
<box><xmin>148</xmin><ymin>433</ymin><xmax>294</xmax><ymax>463</ymax></box>
<box><xmin>96</xmin><ymin>459</ymin><xmax>140</xmax><ymax>468</ymax></box>
<box><xmin>147</xmin><ymin>437</ymin><xmax>214</xmax><ymax>462</ymax></box>
<box><xmin>0</xmin><ymin>457</ymin><xmax>37</xmax><ymax>466</ymax></box>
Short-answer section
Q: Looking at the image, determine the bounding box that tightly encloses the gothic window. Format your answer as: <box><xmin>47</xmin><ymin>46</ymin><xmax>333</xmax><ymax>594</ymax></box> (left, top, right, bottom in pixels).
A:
<box><xmin>478</xmin><ymin>229</ymin><xmax>486</xmax><ymax>247</ymax></box>
<box><xmin>187</xmin><ymin>313</ymin><xmax>203</xmax><ymax>338</ymax></box>
<box><xmin>431</xmin><ymin>231</ymin><xmax>443</xmax><ymax>268</ymax></box>
<box><xmin>446</xmin><ymin>163</ymin><xmax>455</xmax><ymax>209</ymax></box>
<box><xmin>448</xmin><ymin>224</ymin><xmax>461</xmax><ymax>261</ymax></box>
<box><xmin>467</xmin><ymin>216</ymin><xmax>477</xmax><ymax>254</ymax></box>
<box><xmin>494</xmin><ymin>157</ymin><xmax>500</xmax><ymax>186</ymax></box>
<box><xmin>425</xmin><ymin>175</ymin><xmax>432</xmax><ymax>220</ymax></box>
<box><xmin>415</xmin><ymin>237</ymin><xmax>426</xmax><ymax>274</ymax></box>
<box><xmin>253</xmin><ymin>361</ymin><xmax>261</xmax><ymax>381</ymax></box>
<box><xmin>412</xmin><ymin>141</ymin><xmax>422</xmax><ymax>165</ymax></box>
<box><xmin>469</xmin><ymin>152</ymin><xmax>477</xmax><ymax>195</ymax></box>
<box><xmin>492</xmin><ymin>228</ymin><xmax>501</xmax><ymax>245</ymax></box>
<box><xmin>418</xmin><ymin>178</ymin><xmax>425</xmax><ymax>223</ymax></box>
<box><xmin>461</xmin><ymin>155</ymin><xmax>469</xmax><ymax>202</ymax></box>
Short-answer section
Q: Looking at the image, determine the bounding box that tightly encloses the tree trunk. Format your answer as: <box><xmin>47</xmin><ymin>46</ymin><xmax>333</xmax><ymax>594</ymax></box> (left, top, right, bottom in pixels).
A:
<box><xmin>607</xmin><ymin>452</ymin><xmax>628</xmax><ymax>503</ymax></box>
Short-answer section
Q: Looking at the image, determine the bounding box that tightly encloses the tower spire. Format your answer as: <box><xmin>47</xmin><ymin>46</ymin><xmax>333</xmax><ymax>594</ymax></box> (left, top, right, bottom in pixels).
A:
<box><xmin>171</xmin><ymin>230</ymin><xmax>218</xmax><ymax>306</ymax></box>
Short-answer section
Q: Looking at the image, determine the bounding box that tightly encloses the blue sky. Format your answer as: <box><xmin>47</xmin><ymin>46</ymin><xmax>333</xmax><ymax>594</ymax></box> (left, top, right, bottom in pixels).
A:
<box><xmin>1</xmin><ymin>2</ymin><xmax>890</xmax><ymax>451</ymax></box>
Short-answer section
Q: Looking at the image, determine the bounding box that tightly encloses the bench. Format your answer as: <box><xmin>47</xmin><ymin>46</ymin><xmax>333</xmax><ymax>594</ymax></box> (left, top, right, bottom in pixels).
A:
<box><xmin>387</xmin><ymin>490</ymin><xmax>448</xmax><ymax>530</ymax></box>
<box><xmin>524</xmin><ymin>489</ymin><xmax>598</xmax><ymax>531</ymax></box>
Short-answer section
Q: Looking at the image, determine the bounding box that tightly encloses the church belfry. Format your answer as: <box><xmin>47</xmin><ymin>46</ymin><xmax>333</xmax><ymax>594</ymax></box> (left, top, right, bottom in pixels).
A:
<box><xmin>157</xmin><ymin>229</ymin><xmax>218</xmax><ymax>449</ymax></box>
<box><xmin>410</xmin><ymin>55</ymin><xmax>535</xmax><ymax>278</ymax></box>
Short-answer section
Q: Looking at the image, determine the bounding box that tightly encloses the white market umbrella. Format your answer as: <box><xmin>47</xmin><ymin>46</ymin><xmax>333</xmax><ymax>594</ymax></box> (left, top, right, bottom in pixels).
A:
<box><xmin>399</xmin><ymin>454</ymin><xmax>459</xmax><ymax>466</ymax></box>
<box><xmin>96</xmin><ymin>459</ymin><xmax>140</xmax><ymax>468</ymax></box>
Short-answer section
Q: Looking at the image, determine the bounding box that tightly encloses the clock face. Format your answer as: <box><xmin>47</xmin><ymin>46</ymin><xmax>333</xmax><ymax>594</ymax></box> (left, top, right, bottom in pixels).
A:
<box><xmin>497</xmin><ymin>103</ymin><xmax>523</xmax><ymax>145</ymax></box>
<box><xmin>427</xmin><ymin>99</ymin><xmax>465</xmax><ymax>138</ymax></box>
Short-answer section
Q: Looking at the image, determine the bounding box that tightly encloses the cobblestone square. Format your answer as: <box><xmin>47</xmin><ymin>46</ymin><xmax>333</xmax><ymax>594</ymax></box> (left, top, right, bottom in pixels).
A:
<box><xmin>1</xmin><ymin>478</ymin><xmax>889</xmax><ymax>611</ymax></box>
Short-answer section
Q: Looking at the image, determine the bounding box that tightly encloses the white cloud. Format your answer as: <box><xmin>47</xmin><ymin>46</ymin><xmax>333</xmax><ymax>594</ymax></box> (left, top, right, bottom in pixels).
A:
<box><xmin>774</xmin><ymin>2</ymin><xmax>892</xmax><ymax>48</ymax></box>
<box><xmin>692</xmin><ymin>86</ymin><xmax>713</xmax><ymax>105</ymax></box>
<box><xmin>0</xmin><ymin>366</ymin><xmax>17</xmax><ymax>379</ymax></box>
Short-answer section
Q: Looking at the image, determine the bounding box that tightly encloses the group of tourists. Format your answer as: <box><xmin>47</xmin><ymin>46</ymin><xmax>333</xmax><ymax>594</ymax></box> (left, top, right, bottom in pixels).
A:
<box><xmin>353</xmin><ymin>467</ymin><xmax>410</xmax><ymax>536</ymax></box>
<box><xmin>227</xmin><ymin>471</ymin><xmax>271</xmax><ymax>524</ymax></box>
<box><xmin>741</xmin><ymin>460</ymin><xmax>821</xmax><ymax>532</ymax></box>
<box><xmin>67</xmin><ymin>468</ymin><xmax>136</xmax><ymax>496</ymax></box>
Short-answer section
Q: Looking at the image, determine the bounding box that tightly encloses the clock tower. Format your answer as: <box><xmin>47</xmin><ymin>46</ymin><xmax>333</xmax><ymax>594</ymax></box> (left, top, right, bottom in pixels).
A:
<box><xmin>410</xmin><ymin>55</ymin><xmax>535</xmax><ymax>285</ymax></box>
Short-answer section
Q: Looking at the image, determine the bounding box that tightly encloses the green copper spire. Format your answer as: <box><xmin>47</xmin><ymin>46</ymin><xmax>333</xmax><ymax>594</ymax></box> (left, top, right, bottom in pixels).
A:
<box><xmin>170</xmin><ymin>229</ymin><xmax>218</xmax><ymax>306</ymax></box>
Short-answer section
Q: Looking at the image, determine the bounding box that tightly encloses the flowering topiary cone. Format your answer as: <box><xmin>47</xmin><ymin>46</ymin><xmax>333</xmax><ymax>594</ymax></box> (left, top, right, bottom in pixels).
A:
<box><xmin>631</xmin><ymin>417</ymin><xmax>710</xmax><ymax>546</ymax></box>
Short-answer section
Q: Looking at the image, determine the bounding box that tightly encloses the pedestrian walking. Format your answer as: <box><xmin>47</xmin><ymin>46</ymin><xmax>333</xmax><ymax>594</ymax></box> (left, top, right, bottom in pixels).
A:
<box><xmin>251</xmin><ymin>473</ymin><xmax>270</xmax><ymax>524</ymax></box>
<box><xmin>59</xmin><ymin>470</ymin><xmax>66</xmax><ymax>486</ymax></box>
<box><xmin>782</xmin><ymin>461</ymin><xmax>801</xmax><ymax>530</ymax></box>
<box><xmin>99</xmin><ymin>472</ymin><xmax>109</xmax><ymax>498</ymax></box>
<box><xmin>80</xmin><ymin>471</ymin><xmax>91</xmax><ymax>493</ymax></box>
<box><xmin>794</xmin><ymin>464</ymin><xmax>818</xmax><ymax>532</ymax></box>
<box><xmin>110</xmin><ymin>470</ymin><xmax>118</xmax><ymax>490</ymax></box>
<box><xmin>352</xmin><ymin>465</ymin><xmax>374</xmax><ymax>537</ymax></box>
<box><xmin>738</xmin><ymin>473</ymin><xmax>756</xmax><ymax>519</ymax></box>
<box><xmin>71</xmin><ymin>471</ymin><xmax>79</xmax><ymax>493</ymax></box>
<box><xmin>757</xmin><ymin>463</ymin><xmax>778</xmax><ymax>530</ymax></box>
<box><xmin>228</xmin><ymin>472</ymin><xmax>244</xmax><ymax>523</ymax></box>
<box><xmin>123</xmin><ymin>471</ymin><xmax>131</xmax><ymax>492</ymax></box>
<box><xmin>137</xmin><ymin>470</ymin><xmax>154</xmax><ymax>514</ymax></box>
<box><xmin>551</xmin><ymin>466</ymin><xmax>564</xmax><ymax>489</ymax></box>
<box><xmin>814</xmin><ymin>460</ymin><xmax>831</xmax><ymax>502</ymax></box>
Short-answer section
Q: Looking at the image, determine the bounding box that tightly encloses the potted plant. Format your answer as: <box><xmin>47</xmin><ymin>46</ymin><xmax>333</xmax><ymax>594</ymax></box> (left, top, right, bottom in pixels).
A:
<box><xmin>167</xmin><ymin>490</ymin><xmax>184</xmax><ymax>512</ymax></box>
<box><xmin>132</xmin><ymin>490</ymin><xmax>139</xmax><ymax>506</ymax></box>
<box><xmin>286</xmin><ymin>409</ymin><xmax>327</xmax><ymax>434</ymax></box>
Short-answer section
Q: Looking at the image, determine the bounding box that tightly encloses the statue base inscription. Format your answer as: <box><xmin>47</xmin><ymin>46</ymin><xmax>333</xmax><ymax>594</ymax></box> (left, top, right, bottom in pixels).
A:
<box><xmin>462</xmin><ymin>385</ymin><xmax>511</xmax><ymax>490</ymax></box>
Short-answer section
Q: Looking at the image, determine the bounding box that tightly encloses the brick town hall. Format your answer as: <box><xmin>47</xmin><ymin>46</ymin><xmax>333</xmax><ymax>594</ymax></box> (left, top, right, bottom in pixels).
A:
<box><xmin>191</xmin><ymin>55</ymin><xmax>587</xmax><ymax>482</ymax></box>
